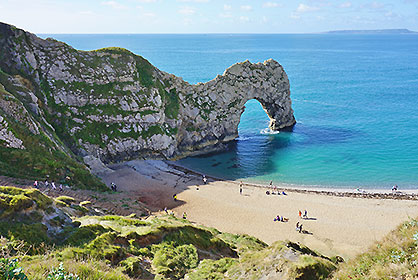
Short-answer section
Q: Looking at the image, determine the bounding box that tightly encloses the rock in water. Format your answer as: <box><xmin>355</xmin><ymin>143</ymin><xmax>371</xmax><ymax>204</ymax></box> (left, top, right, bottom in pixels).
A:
<box><xmin>0</xmin><ymin>22</ymin><xmax>295</xmax><ymax>163</ymax></box>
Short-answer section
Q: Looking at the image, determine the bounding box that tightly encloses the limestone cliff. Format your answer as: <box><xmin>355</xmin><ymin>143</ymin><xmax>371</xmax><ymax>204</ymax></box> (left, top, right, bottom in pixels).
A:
<box><xmin>0</xmin><ymin>22</ymin><xmax>295</xmax><ymax>166</ymax></box>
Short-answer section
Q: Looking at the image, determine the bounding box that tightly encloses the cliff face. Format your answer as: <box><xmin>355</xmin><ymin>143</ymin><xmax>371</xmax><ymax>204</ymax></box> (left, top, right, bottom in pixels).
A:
<box><xmin>0</xmin><ymin>22</ymin><xmax>295</xmax><ymax>165</ymax></box>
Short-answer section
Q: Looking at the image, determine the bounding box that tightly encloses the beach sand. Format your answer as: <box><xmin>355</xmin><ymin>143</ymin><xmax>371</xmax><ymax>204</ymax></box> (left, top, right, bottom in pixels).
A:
<box><xmin>99</xmin><ymin>160</ymin><xmax>418</xmax><ymax>260</ymax></box>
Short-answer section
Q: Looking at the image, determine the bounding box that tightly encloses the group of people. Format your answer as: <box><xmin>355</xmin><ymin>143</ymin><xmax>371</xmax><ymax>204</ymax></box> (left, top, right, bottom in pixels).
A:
<box><xmin>34</xmin><ymin>179</ymin><xmax>64</xmax><ymax>191</ymax></box>
<box><xmin>266</xmin><ymin>190</ymin><xmax>287</xmax><ymax>195</ymax></box>
<box><xmin>274</xmin><ymin>215</ymin><xmax>288</xmax><ymax>222</ymax></box>
<box><xmin>298</xmin><ymin>209</ymin><xmax>308</xmax><ymax>219</ymax></box>
<box><xmin>265</xmin><ymin>181</ymin><xmax>287</xmax><ymax>196</ymax></box>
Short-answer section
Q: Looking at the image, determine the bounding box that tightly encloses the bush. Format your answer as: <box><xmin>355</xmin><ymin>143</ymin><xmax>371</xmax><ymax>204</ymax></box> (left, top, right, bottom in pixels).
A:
<box><xmin>47</xmin><ymin>263</ymin><xmax>80</xmax><ymax>280</ymax></box>
<box><xmin>153</xmin><ymin>243</ymin><xmax>199</xmax><ymax>279</ymax></box>
<box><xmin>0</xmin><ymin>258</ymin><xmax>28</xmax><ymax>280</ymax></box>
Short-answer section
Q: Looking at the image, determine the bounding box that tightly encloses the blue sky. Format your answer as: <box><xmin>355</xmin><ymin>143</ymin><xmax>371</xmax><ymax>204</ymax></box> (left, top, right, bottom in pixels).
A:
<box><xmin>1</xmin><ymin>0</ymin><xmax>417</xmax><ymax>33</ymax></box>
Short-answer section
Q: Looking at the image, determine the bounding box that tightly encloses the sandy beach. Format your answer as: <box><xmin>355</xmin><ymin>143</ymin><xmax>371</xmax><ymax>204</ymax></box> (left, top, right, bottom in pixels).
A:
<box><xmin>98</xmin><ymin>160</ymin><xmax>418</xmax><ymax>260</ymax></box>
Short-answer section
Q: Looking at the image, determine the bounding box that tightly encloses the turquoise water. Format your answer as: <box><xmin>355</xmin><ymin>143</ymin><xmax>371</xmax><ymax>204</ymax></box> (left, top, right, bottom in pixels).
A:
<box><xmin>41</xmin><ymin>34</ymin><xmax>418</xmax><ymax>188</ymax></box>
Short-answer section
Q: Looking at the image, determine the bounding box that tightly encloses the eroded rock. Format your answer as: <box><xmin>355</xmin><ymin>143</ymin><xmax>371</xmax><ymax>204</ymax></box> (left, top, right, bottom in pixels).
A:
<box><xmin>0</xmin><ymin>22</ymin><xmax>295</xmax><ymax>163</ymax></box>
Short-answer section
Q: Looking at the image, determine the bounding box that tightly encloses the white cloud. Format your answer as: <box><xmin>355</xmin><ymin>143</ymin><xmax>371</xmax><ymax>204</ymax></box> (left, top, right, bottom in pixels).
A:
<box><xmin>143</xmin><ymin>12</ymin><xmax>156</xmax><ymax>17</ymax></box>
<box><xmin>219</xmin><ymin>12</ymin><xmax>233</xmax><ymax>18</ymax></box>
<box><xmin>361</xmin><ymin>1</ymin><xmax>385</xmax><ymax>11</ymax></box>
<box><xmin>290</xmin><ymin>13</ymin><xmax>301</xmax><ymax>19</ymax></box>
<box><xmin>178</xmin><ymin>6</ymin><xmax>196</xmax><ymax>15</ymax></box>
<box><xmin>262</xmin><ymin>2</ymin><xmax>281</xmax><ymax>8</ymax></box>
<box><xmin>339</xmin><ymin>2</ymin><xmax>352</xmax><ymax>8</ymax></box>
<box><xmin>239</xmin><ymin>16</ymin><xmax>250</xmax><ymax>22</ymax></box>
<box><xmin>101</xmin><ymin>1</ymin><xmax>126</xmax><ymax>9</ymax></box>
<box><xmin>224</xmin><ymin>4</ymin><xmax>231</xmax><ymax>10</ymax></box>
<box><xmin>296</xmin><ymin>4</ymin><xmax>319</xmax><ymax>13</ymax></box>
<box><xmin>240</xmin><ymin>5</ymin><xmax>252</xmax><ymax>11</ymax></box>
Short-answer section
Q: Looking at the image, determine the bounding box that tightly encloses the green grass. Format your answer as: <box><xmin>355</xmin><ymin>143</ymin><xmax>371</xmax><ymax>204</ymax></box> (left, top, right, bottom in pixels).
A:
<box><xmin>21</xmin><ymin>257</ymin><xmax>131</xmax><ymax>280</ymax></box>
<box><xmin>153</xmin><ymin>243</ymin><xmax>199</xmax><ymax>279</ymax></box>
<box><xmin>186</xmin><ymin>258</ymin><xmax>237</xmax><ymax>280</ymax></box>
<box><xmin>55</xmin><ymin>196</ymin><xmax>76</xmax><ymax>206</ymax></box>
<box><xmin>91</xmin><ymin>47</ymin><xmax>134</xmax><ymax>56</ymax></box>
<box><xmin>332</xmin><ymin>218</ymin><xmax>418</xmax><ymax>279</ymax></box>
<box><xmin>0</xmin><ymin>187</ymin><xmax>52</xmax><ymax>215</ymax></box>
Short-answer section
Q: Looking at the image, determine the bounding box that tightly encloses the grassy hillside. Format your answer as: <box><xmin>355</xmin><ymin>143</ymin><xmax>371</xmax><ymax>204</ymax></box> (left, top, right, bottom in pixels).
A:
<box><xmin>0</xmin><ymin>186</ymin><xmax>338</xmax><ymax>280</ymax></box>
<box><xmin>0</xmin><ymin>71</ymin><xmax>106</xmax><ymax>190</ymax></box>
<box><xmin>332</xmin><ymin>217</ymin><xmax>418</xmax><ymax>279</ymax></box>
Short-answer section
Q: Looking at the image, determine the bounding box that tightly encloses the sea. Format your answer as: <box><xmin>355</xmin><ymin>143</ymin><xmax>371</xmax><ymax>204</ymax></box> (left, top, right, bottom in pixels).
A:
<box><xmin>39</xmin><ymin>33</ymin><xmax>418</xmax><ymax>189</ymax></box>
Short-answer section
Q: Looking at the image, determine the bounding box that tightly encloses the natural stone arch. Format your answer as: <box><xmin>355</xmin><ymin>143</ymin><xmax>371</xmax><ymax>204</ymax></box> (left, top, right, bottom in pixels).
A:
<box><xmin>174</xmin><ymin>59</ymin><xmax>296</xmax><ymax>157</ymax></box>
<box><xmin>0</xmin><ymin>22</ymin><xmax>295</xmax><ymax>161</ymax></box>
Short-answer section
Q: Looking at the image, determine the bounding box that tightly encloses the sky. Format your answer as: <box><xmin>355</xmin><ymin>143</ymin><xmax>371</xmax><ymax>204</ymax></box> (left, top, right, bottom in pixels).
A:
<box><xmin>0</xmin><ymin>0</ymin><xmax>417</xmax><ymax>33</ymax></box>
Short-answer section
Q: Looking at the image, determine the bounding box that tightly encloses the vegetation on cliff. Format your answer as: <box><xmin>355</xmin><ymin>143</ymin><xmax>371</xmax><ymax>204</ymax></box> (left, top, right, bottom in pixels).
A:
<box><xmin>1</xmin><ymin>186</ymin><xmax>337</xmax><ymax>280</ymax></box>
<box><xmin>0</xmin><ymin>21</ymin><xmax>295</xmax><ymax>173</ymax></box>
<box><xmin>332</xmin><ymin>218</ymin><xmax>418</xmax><ymax>279</ymax></box>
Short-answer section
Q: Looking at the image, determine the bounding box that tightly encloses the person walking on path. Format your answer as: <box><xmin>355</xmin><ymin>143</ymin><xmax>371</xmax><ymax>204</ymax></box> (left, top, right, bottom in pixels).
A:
<box><xmin>33</xmin><ymin>180</ymin><xmax>38</xmax><ymax>189</ymax></box>
<box><xmin>239</xmin><ymin>181</ymin><xmax>243</xmax><ymax>195</ymax></box>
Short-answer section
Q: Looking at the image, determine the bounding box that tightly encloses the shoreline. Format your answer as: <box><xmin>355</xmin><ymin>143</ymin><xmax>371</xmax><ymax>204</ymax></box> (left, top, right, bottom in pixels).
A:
<box><xmin>167</xmin><ymin>161</ymin><xmax>418</xmax><ymax>201</ymax></box>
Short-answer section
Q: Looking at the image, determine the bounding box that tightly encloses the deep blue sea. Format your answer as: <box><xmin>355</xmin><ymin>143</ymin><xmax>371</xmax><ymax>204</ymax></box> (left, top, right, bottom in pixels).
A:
<box><xmin>40</xmin><ymin>34</ymin><xmax>418</xmax><ymax>189</ymax></box>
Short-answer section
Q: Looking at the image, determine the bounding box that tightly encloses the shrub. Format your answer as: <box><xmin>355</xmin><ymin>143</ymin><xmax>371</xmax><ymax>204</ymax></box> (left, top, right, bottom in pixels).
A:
<box><xmin>47</xmin><ymin>263</ymin><xmax>80</xmax><ymax>280</ymax></box>
<box><xmin>0</xmin><ymin>258</ymin><xmax>28</xmax><ymax>280</ymax></box>
<box><xmin>153</xmin><ymin>243</ymin><xmax>199</xmax><ymax>279</ymax></box>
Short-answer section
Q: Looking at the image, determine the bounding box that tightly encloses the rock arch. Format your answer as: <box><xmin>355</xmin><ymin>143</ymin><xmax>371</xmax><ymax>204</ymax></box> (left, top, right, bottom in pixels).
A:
<box><xmin>174</xmin><ymin>59</ymin><xmax>296</xmax><ymax>157</ymax></box>
<box><xmin>0</xmin><ymin>22</ymin><xmax>295</xmax><ymax>161</ymax></box>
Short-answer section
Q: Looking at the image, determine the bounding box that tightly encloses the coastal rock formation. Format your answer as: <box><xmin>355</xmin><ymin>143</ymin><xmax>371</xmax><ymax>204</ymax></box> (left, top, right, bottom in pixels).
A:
<box><xmin>0</xmin><ymin>22</ymin><xmax>295</xmax><ymax>164</ymax></box>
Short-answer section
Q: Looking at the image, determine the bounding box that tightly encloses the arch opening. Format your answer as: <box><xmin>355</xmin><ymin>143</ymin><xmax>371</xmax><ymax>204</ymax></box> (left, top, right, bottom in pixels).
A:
<box><xmin>238</xmin><ymin>99</ymin><xmax>272</xmax><ymax>137</ymax></box>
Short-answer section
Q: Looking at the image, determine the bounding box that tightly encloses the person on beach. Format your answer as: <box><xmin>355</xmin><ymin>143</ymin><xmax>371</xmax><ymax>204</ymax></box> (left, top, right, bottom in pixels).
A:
<box><xmin>266</xmin><ymin>190</ymin><xmax>270</xmax><ymax>195</ymax></box>
<box><xmin>392</xmin><ymin>185</ymin><xmax>398</xmax><ymax>192</ymax></box>
<box><xmin>299</xmin><ymin>224</ymin><xmax>303</xmax><ymax>233</ymax></box>
<box><xmin>240</xmin><ymin>181</ymin><xmax>243</xmax><ymax>195</ymax></box>
<box><xmin>183</xmin><ymin>212</ymin><xmax>187</xmax><ymax>219</ymax></box>
<box><xmin>298</xmin><ymin>210</ymin><xmax>302</xmax><ymax>219</ymax></box>
<box><xmin>203</xmin><ymin>175</ymin><xmax>207</xmax><ymax>185</ymax></box>
<box><xmin>164</xmin><ymin>207</ymin><xmax>168</xmax><ymax>214</ymax></box>
<box><xmin>303</xmin><ymin>210</ymin><xmax>308</xmax><ymax>219</ymax></box>
<box><xmin>173</xmin><ymin>194</ymin><xmax>178</xmax><ymax>201</ymax></box>
<box><xmin>296</xmin><ymin>222</ymin><xmax>300</xmax><ymax>231</ymax></box>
